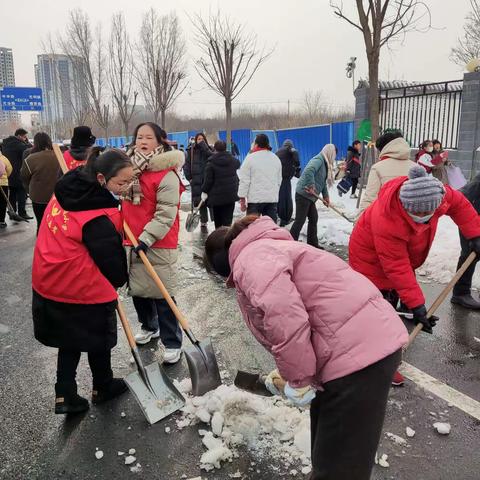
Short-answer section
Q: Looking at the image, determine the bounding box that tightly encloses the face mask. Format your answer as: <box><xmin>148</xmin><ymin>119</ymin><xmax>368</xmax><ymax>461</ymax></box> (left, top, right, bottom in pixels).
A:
<box><xmin>110</xmin><ymin>190</ymin><xmax>120</xmax><ymax>200</ymax></box>
<box><xmin>408</xmin><ymin>212</ymin><xmax>434</xmax><ymax>224</ymax></box>
<box><xmin>426</xmin><ymin>146</ymin><xmax>433</xmax><ymax>153</ymax></box>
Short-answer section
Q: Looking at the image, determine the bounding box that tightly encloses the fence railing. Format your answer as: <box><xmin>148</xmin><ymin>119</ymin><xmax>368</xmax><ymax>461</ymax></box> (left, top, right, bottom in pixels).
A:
<box><xmin>379</xmin><ymin>80</ymin><xmax>463</xmax><ymax>149</ymax></box>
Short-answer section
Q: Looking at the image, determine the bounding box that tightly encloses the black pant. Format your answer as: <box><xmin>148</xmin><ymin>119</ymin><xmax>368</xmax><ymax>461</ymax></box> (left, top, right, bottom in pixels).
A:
<box><xmin>278</xmin><ymin>178</ymin><xmax>293</xmax><ymax>226</ymax></box>
<box><xmin>0</xmin><ymin>186</ymin><xmax>8</xmax><ymax>222</ymax></box>
<box><xmin>453</xmin><ymin>232</ymin><xmax>478</xmax><ymax>296</ymax></box>
<box><xmin>32</xmin><ymin>202</ymin><xmax>47</xmax><ymax>235</ymax></box>
<box><xmin>212</xmin><ymin>203</ymin><xmax>235</xmax><ymax>229</ymax></box>
<box><xmin>132</xmin><ymin>296</ymin><xmax>182</xmax><ymax>349</ymax></box>
<box><xmin>247</xmin><ymin>202</ymin><xmax>278</xmax><ymax>222</ymax></box>
<box><xmin>8</xmin><ymin>185</ymin><xmax>27</xmax><ymax>216</ymax></box>
<box><xmin>310</xmin><ymin>349</ymin><xmax>401</xmax><ymax>480</ymax></box>
<box><xmin>290</xmin><ymin>193</ymin><xmax>319</xmax><ymax>247</ymax></box>
<box><xmin>351</xmin><ymin>178</ymin><xmax>359</xmax><ymax>195</ymax></box>
<box><xmin>57</xmin><ymin>349</ymin><xmax>113</xmax><ymax>388</ymax></box>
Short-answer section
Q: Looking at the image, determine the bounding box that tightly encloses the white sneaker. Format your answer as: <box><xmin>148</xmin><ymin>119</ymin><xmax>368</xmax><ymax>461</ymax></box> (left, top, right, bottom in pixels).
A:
<box><xmin>135</xmin><ymin>328</ymin><xmax>160</xmax><ymax>345</ymax></box>
<box><xmin>350</xmin><ymin>194</ymin><xmax>358</xmax><ymax>199</ymax></box>
<box><xmin>163</xmin><ymin>348</ymin><xmax>182</xmax><ymax>364</ymax></box>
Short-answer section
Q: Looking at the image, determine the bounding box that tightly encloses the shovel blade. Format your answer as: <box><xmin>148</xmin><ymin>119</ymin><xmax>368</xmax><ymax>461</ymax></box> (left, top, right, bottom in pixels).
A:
<box><xmin>185</xmin><ymin>212</ymin><xmax>200</xmax><ymax>232</ymax></box>
<box><xmin>184</xmin><ymin>338</ymin><xmax>222</xmax><ymax>396</ymax></box>
<box><xmin>125</xmin><ymin>362</ymin><xmax>185</xmax><ymax>424</ymax></box>
<box><xmin>234</xmin><ymin>370</ymin><xmax>273</xmax><ymax>397</ymax></box>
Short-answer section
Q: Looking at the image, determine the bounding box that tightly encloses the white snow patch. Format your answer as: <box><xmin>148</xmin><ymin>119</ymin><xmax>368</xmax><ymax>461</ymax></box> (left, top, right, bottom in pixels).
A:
<box><xmin>125</xmin><ymin>455</ymin><xmax>136</xmax><ymax>465</ymax></box>
<box><xmin>128</xmin><ymin>448</ymin><xmax>136</xmax><ymax>455</ymax></box>
<box><xmin>433</xmin><ymin>422</ymin><xmax>451</xmax><ymax>435</ymax></box>
<box><xmin>95</xmin><ymin>450</ymin><xmax>104</xmax><ymax>459</ymax></box>
<box><xmin>130</xmin><ymin>463</ymin><xmax>142</xmax><ymax>473</ymax></box>
<box><xmin>177</xmin><ymin>382</ymin><xmax>311</xmax><ymax>472</ymax></box>
<box><xmin>301</xmin><ymin>465</ymin><xmax>312</xmax><ymax>475</ymax></box>
<box><xmin>229</xmin><ymin>470</ymin><xmax>242</xmax><ymax>478</ymax></box>
<box><xmin>474</xmin><ymin>337</ymin><xmax>480</xmax><ymax>343</ymax></box>
<box><xmin>120</xmin><ymin>412</ymin><xmax>126</xmax><ymax>418</ymax></box>
<box><xmin>165</xmin><ymin>427</ymin><xmax>171</xmax><ymax>434</ymax></box>
<box><xmin>406</xmin><ymin>427</ymin><xmax>416</xmax><ymax>438</ymax></box>
<box><xmin>386</xmin><ymin>432</ymin><xmax>408</xmax><ymax>445</ymax></box>
<box><xmin>174</xmin><ymin>378</ymin><xmax>193</xmax><ymax>394</ymax></box>
<box><xmin>375</xmin><ymin>453</ymin><xmax>390</xmax><ymax>468</ymax></box>
<box><xmin>117</xmin><ymin>451</ymin><xmax>125</xmax><ymax>456</ymax></box>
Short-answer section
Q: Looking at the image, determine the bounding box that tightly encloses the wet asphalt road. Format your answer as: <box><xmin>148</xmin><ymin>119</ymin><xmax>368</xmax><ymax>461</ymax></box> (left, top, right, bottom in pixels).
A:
<box><xmin>0</xmin><ymin>209</ymin><xmax>479</xmax><ymax>480</ymax></box>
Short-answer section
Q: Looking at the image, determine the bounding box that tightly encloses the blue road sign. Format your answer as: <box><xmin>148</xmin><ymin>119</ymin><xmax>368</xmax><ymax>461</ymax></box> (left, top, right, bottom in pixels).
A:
<box><xmin>0</xmin><ymin>87</ymin><xmax>43</xmax><ymax>112</ymax></box>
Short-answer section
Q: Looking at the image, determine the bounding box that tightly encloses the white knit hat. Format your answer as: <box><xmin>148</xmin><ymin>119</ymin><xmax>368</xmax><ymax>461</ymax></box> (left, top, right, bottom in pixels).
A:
<box><xmin>399</xmin><ymin>165</ymin><xmax>445</xmax><ymax>213</ymax></box>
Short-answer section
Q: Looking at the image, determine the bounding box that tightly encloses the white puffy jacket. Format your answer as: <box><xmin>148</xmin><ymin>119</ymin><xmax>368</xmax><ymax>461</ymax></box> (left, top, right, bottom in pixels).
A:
<box><xmin>238</xmin><ymin>150</ymin><xmax>282</xmax><ymax>204</ymax></box>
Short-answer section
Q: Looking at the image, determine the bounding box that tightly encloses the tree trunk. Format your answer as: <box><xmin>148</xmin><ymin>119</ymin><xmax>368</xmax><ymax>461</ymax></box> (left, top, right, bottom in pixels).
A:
<box><xmin>104</xmin><ymin>126</ymin><xmax>109</xmax><ymax>146</ymax></box>
<box><xmin>225</xmin><ymin>97</ymin><xmax>232</xmax><ymax>152</ymax></box>
<box><xmin>161</xmin><ymin>108</ymin><xmax>166</xmax><ymax>129</ymax></box>
<box><xmin>368</xmin><ymin>50</ymin><xmax>380</xmax><ymax>142</ymax></box>
<box><xmin>123</xmin><ymin>120</ymin><xmax>129</xmax><ymax>141</ymax></box>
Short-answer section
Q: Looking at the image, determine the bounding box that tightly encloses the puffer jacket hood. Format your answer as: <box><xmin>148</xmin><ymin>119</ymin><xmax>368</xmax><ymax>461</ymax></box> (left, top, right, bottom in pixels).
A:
<box><xmin>227</xmin><ymin>216</ymin><xmax>408</xmax><ymax>389</ymax></box>
<box><xmin>147</xmin><ymin>149</ymin><xmax>184</xmax><ymax>172</ymax></box>
<box><xmin>55</xmin><ymin>167</ymin><xmax>119</xmax><ymax>212</ymax></box>
<box><xmin>2</xmin><ymin>135</ymin><xmax>25</xmax><ymax>150</ymax></box>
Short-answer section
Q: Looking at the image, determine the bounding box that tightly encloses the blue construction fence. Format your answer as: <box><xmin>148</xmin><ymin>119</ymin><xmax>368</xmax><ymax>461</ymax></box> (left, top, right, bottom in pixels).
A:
<box><xmin>95</xmin><ymin>121</ymin><xmax>354</xmax><ymax>170</ymax></box>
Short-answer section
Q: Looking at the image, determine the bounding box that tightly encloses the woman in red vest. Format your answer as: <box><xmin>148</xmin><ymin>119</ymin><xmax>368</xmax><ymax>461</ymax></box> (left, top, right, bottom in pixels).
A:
<box><xmin>32</xmin><ymin>148</ymin><xmax>134</xmax><ymax>414</ymax></box>
<box><xmin>64</xmin><ymin>126</ymin><xmax>96</xmax><ymax>171</ymax></box>
<box><xmin>121</xmin><ymin>123</ymin><xmax>185</xmax><ymax>364</ymax></box>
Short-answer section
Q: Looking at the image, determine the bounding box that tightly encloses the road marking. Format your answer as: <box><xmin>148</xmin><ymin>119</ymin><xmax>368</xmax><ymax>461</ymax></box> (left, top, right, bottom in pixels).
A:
<box><xmin>400</xmin><ymin>362</ymin><xmax>480</xmax><ymax>421</ymax></box>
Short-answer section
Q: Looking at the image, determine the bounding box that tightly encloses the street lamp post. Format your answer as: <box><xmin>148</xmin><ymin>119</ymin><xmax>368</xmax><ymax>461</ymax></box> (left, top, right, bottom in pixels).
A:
<box><xmin>346</xmin><ymin>57</ymin><xmax>357</xmax><ymax>92</ymax></box>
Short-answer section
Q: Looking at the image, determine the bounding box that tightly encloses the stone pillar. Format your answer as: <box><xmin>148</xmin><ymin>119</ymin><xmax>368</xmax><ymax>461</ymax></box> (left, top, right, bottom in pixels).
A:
<box><xmin>354</xmin><ymin>85</ymin><xmax>370</xmax><ymax>139</ymax></box>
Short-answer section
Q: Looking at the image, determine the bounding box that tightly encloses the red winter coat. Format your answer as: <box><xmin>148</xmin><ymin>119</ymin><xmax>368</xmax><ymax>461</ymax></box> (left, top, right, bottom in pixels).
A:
<box><xmin>64</xmin><ymin>150</ymin><xmax>87</xmax><ymax>171</ymax></box>
<box><xmin>349</xmin><ymin>177</ymin><xmax>480</xmax><ymax>308</ymax></box>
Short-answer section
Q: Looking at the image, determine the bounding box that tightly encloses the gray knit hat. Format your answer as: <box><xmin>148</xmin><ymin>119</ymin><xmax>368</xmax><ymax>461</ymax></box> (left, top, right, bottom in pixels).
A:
<box><xmin>399</xmin><ymin>165</ymin><xmax>445</xmax><ymax>213</ymax></box>
<box><xmin>283</xmin><ymin>139</ymin><xmax>294</xmax><ymax>148</ymax></box>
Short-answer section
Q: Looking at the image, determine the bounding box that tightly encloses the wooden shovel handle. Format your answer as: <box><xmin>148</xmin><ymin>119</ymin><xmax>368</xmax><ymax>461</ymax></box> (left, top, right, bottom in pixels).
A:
<box><xmin>406</xmin><ymin>251</ymin><xmax>477</xmax><ymax>348</ymax></box>
<box><xmin>53</xmin><ymin>144</ymin><xmax>68</xmax><ymax>174</ymax></box>
<box><xmin>116</xmin><ymin>300</ymin><xmax>136</xmax><ymax>349</ymax></box>
<box><xmin>123</xmin><ymin>221</ymin><xmax>191</xmax><ymax>331</ymax></box>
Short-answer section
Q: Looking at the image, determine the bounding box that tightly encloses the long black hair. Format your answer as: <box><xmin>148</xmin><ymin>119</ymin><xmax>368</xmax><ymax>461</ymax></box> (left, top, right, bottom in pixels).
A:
<box><xmin>31</xmin><ymin>132</ymin><xmax>53</xmax><ymax>153</ymax></box>
<box><xmin>132</xmin><ymin>122</ymin><xmax>171</xmax><ymax>151</ymax></box>
<box><xmin>84</xmin><ymin>147</ymin><xmax>132</xmax><ymax>182</ymax></box>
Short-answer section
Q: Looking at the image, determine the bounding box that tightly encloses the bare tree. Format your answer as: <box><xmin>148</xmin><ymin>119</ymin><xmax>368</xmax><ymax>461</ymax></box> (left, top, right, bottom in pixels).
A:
<box><xmin>59</xmin><ymin>9</ymin><xmax>110</xmax><ymax>139</ymax></box>
<box><xmin>137</xmin><ymin>10</ymin><xmax>188</xmax><ymax>127</ymax></box>
<box><xmin>451</xmin><ymin>0</ymin><xmax>480</xmax><ymax>67</ymax></box>
<box><xmin>302</xmin><ymin>90</ymin><xmax>326</xmax><ymax>122</ymax></box>
<box><xmin>331</xmin><ymin>1</ymin><xmax>431</xmax><ymax>140</ymax></box>
<box><xmin>108</xmin><ymin>12</ymin><xmax>138</xmax><ymax>137</ymax></box>
<box><xmin>191</xmin><ymin>10</ymin><xmax>273</xmax><ymax>145</ymax></box>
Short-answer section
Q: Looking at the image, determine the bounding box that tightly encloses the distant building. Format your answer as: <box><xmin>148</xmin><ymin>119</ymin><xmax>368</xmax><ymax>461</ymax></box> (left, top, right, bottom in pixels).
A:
<box><xmin>34</xmin><ymin>54</ymin><xmax>89</xmax><ymax>128</ymax></box>
<box><xmin>0</xmin><ymin>47</ymin><xmax>19</xmax><ymax>127</ymax></box>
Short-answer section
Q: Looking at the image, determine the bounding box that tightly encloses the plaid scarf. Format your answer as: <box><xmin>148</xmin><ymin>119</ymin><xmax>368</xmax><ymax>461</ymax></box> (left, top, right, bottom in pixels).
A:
<box><xmin>123</xmin><ymin>146</ymin><xmax>164</xmax><ymax>205</ymax></box>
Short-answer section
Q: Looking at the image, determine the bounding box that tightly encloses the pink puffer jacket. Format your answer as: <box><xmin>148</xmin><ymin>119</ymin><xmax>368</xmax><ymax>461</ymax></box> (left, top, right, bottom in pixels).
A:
<box><xmin>227</xmin><ymin>217</ymin><xmax>408</xmax><ymax>389</ymax></box>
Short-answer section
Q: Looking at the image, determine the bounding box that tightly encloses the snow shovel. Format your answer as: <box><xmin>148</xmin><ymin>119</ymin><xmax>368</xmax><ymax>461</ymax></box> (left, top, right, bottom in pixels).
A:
<box><xmin>116</xmin><ymin>301</ymin><xmax>185</xmax><ymax>424</ymax></box>
<box><xmin>308</xmin><ymin>189</ymin><xmax>354</xmax><ymax>223</ymax></box>
<box><xmin>123</xmin><ymin>221</ymin><xmax>222</xmax><ymax>396</ymax></box>
<box><xmin>0</xmin><ymin>187</ymin><xmax>28</xmax><ymax>222</ymax></box>
<box><xmin>185</xmin><ymin>199</ymin><xmax>205</xmax><ymax>232</ymax></box>
<box><xmin>406</xmin><ymin>251</ymin><xmax>477</xmax><ymax>349</ymax></box>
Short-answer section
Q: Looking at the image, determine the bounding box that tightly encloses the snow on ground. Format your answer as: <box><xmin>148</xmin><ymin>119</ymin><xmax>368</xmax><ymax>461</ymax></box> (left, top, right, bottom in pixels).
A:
<box><xmin>173</xmin><ymin>380</ymin><xmax>311</xmax><ymax>474</ymax></box>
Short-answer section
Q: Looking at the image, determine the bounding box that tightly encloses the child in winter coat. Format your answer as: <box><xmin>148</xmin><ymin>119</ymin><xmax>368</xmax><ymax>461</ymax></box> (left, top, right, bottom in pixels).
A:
<box><xmin>32</xmin><ymin>148</ymin><xmax>134</xmax><ymax>414</ymax></box>
<box><xmin>350</xmin><ymin>164</ymin><xmax>480</xmax><ymax>385</ymax></box>
<box><xmin>204</xmin><ymin>215</ymin><xmax>408</xmax><ymax>480</ymax></box>
<box><xmin>344</xmin><ymin>140</ymin><xmax>362</xmax><ymax>198</ymax></box>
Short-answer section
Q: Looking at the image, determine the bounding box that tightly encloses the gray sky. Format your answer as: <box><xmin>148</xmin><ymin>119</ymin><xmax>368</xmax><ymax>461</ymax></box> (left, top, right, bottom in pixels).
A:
<box><xmin>1</xmin><ymin>0</ymin><xmax>472</xmax><ymax>118</ymax></box>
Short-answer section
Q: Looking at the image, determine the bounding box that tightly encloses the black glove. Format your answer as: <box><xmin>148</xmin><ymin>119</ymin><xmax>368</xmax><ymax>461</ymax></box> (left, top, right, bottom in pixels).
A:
<box><xmin>469</xmin><ymin>236</ymin><xmax>480</xmax><ymax>255</ymax></box>
<box><xmin>133</xmin><ymin>241</ymin><xmax>149</xmax><ymax>257</ymax></box>
<box><xmin>411</xmin><ymin>304</ymin><xmax>438</xmax><ymax>334</ymax></box>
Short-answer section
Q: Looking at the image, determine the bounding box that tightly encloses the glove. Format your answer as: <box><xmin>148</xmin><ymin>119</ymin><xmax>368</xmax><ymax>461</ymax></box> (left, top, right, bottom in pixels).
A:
<box><xmin>284</xmin><ymin>382</ymin><xmax>316</xmax><ymax>407</ymax></box>
<box><xmin>411</xmin><ymin>304</ymin><xmax>438</xmax><ymax>334</ymax></box>
<box><xmin>469</xmin><ymin>237</ymin><xmax>480</xmax><ymax>255</ymax></box>
<box><xmin>133</xmin><ymin>241</ymin><xmax>149</xmax><ymax>257</ymax></box>
<box><xmin>264</xmin><ymin>369</ymin><xmax>284</xmax><ymax>396</ymax></box>
<box><xmin>201</xmin><ymin>192</ymin><xmax>208</xmax><ymax>202</ymax></box>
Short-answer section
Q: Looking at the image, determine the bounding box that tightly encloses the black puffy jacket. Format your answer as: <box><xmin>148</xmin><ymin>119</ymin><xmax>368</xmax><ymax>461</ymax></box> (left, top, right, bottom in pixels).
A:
<box><xmin>2</xmin><ymin>136</ymin><xmax>30</xmax><ymax>187</ymax></box>
<box><xmin>202</xmin><ymin>152</ymin><xmax>240</xmax><ymax>206</ymax></box>
<box><xmin>184</xmin><ymin>142</ymin><xmax>213</xmax><ymax>202</ymax></box>
<box><xmin>276</xmin><ymin>146</ymin><xmax>300</xmax><ymax>179</ymax></box>
<box><xmin>461</xmin><ymin>173</ymin><xmax>480</xmax><ymax>214</ymax></box>
<box><xmin>346</xmin><ymin>146</ymin><xmax>362</xmax><ymax>179</ymax></box>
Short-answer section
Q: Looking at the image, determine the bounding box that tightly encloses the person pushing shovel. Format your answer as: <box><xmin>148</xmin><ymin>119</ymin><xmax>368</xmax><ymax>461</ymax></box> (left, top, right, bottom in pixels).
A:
<box><xmin>349</xmin><ymin>164</ymin><xmax>480</xmax><ymax>386</ymax></box>
<box><xmin>203</xmin><ymin>215</ymin><xmax>408</xmax><ymax>480</ymax></box>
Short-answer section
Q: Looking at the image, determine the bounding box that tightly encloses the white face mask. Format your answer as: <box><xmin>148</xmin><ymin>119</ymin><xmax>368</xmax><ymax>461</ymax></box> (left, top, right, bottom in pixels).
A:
<box><xmin>426</xmin><ymin>146</ymin><xmax>433</xmax><ymax>153</ymax></box>
<box><xmin>408</xmin><ymin>212</ymin><xmax>434</xmax><ymax>223</ymax></box>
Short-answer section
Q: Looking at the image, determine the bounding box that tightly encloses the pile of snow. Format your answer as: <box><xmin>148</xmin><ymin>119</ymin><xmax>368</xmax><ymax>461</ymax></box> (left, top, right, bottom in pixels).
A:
<box><xmin>418</xmin><ymin>216</ymin><xmax>480</xmax><ymax>289</ymax></box>
<box><xmin>175</xmin><ymin>382</ymin><xmax>311</xmax><ymax>473</ymax></box>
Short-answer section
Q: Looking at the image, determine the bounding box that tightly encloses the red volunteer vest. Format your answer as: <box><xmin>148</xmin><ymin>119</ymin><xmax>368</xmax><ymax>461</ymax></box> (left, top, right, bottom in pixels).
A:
<box><xmin>64</xmin><ymin>150</ymin><xmax>87</xmax><ymax>171</ymax></box>
<box><xmin>32</xmin><ymin>196</ymin><xmax>123</xmax><ymax>304</ymax></box>
<box><xmin>122</xmin><ymin>168</ymin><xmax>185</xmax><ymax>249</ymax></box>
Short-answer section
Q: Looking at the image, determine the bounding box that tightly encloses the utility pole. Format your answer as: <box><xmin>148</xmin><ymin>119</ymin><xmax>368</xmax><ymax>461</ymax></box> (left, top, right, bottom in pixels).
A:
<box><xmin>287</xmin><ymin>99</ymin><xmax>290</xmax><ymax>125</ymax></box>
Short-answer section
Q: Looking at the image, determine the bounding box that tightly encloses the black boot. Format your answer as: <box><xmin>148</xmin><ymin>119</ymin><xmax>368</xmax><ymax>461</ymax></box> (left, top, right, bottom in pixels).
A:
<box><xmin>55</xmin><ymin>383</ymin><xmax>89</xmax><ymax>415</ymax></box>
<box><xmin>92</xmin><ymin>378</ymin><xmax>128</xmax><ymax>405</ymax></box>
<box><xmin>451</xmin><ymin>293</ymin><xmax>480</xmax><ymax>310</ymax></box>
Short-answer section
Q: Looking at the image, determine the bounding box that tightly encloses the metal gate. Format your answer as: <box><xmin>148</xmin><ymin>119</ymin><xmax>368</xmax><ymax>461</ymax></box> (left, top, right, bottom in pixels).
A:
<box><xmin>379</xmin><ymin>80</ymin><xmax>463</xmax><ymax>149</ymax></box>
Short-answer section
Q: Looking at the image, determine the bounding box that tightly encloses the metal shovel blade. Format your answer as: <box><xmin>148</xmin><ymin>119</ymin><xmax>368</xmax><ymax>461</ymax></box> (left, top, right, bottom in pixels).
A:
<box><xmin>234</xmin><ymin>370</ymin><xmax>273</xmax><ymax>397</ymax></box>
<box><xmin>184</xmin><ymin>338</ymin><xmax>222</xmax><ymax>396</ymax></box>
<box><xmin>124</xmin><ymin>362</ymin><xmax>185</xmax><ymax>424</ymax></box>
<box><xmin>185</xmin><ymin>211</ymin><xmax>200</xmax><ymax>232</ymax></box>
